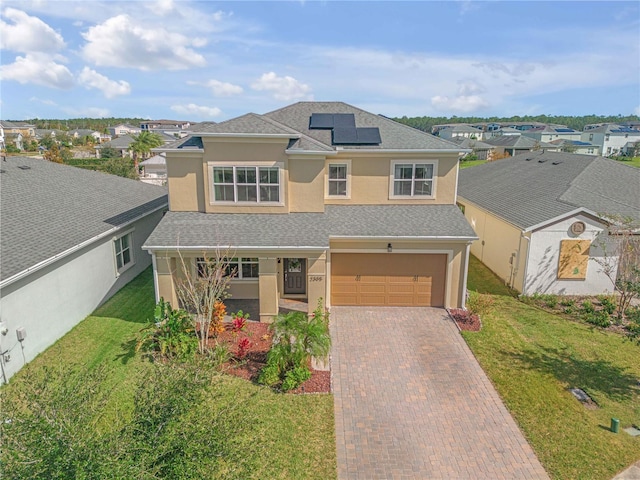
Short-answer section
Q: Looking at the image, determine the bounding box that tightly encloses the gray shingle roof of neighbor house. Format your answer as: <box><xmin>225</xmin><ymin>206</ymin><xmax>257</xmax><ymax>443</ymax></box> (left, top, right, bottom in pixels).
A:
<box><xmin>99</xmin><ymin>135</ymin><xmax>134</xmax><ymax>149</ymax></box>
<box><xmin>484</xmin><ymin>135</ymin><xmax>556</xmax><ymax>149</ymax></box>
<box><xmin>143</xmin><ymin>205</ymin><xmax>477</xmax><ymax>250</ymax></box>
<box><xmin>0</xmin><ymin>156</ymin><xmax>168</xmax><ymax>283</ymax></box>
<box><xmin>448</xmin><ymin>137</ymin><xmax>494</xmax><ymax>150</ymax></box>
<box><xmin>458</xmin><ymin>151</ymin><xmax>640</xmax><ymax>230</ymax></box>
<box><xmin>165</xmin><ymin>102</ymin><xmax>463</xmax><ymax>153</ymax></box>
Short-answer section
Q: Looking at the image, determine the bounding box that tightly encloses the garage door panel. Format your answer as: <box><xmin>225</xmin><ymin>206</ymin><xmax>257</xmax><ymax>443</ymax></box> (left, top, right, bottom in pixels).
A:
<box><xmin>331</xmin><ymin>253</ymin><xmax>446</xmax><ymax>307</ymax></box>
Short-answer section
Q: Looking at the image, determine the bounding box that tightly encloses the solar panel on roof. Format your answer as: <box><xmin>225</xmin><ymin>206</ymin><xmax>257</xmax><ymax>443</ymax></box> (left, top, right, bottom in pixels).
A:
<box><xmin>355</xmin><ymin>127</ymin><xmax>382</xmax><ymax>144</ymax></box>
<box><xmin>309</xmin><ymin>113</ymin><xmax>334</xmax><ymax>129</ymax></box>
<box><xmin>332</xmin><ymin>114</ymin><xmax>356</xmax><ymax>128</ymax></box>
<box><xmin>555</xmin><ymin>128</ymin><xmax>574</xmax><ymax>132</ymax></box>
<box><xmin>332</xmin><ymin>127</ymin><xmax>359</xmax><ymax>144</ymax></box>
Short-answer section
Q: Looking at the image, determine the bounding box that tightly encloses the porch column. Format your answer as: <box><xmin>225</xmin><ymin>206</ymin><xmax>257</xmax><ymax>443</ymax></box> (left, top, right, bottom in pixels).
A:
<box><xmin>306</xmin><ymin>255</ymin><xmax>326</xmax><ymax>315</ymax></box>
<box><xmin>258</xmin><ymin>257</ymin><xmax>279</xmax><ymax>323</ymax></box>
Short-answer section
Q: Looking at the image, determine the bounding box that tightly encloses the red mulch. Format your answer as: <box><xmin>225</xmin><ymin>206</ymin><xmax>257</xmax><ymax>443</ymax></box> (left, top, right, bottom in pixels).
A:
<box><xmin>448</xmin><ymin>308</ymin><xmax>481</xmax><ymax>331</ymax></box>
<box><xmin>210</xmin><ymin>321</ymin><xmax>331</xmax><ymax>394</ymax></box>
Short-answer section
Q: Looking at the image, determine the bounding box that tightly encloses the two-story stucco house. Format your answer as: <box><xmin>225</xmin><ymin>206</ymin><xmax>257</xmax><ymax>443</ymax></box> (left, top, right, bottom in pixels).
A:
<box><xmin>143</xmin><ymin>102</ymin><xmax>477</xmax><ymax>321</ymax></box>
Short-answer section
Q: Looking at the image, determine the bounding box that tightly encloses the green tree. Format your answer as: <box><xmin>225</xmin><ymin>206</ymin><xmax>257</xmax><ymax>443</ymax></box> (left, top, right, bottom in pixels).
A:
<box><xmin>39</xmin><ymin>134</ymin><xmax>56</xmax><ymax>150</ymax></box>
<box><xmin>103</xmin><ymin>157</ymin><xmax>138</xmax><ymax>179</ymax></box>
<box><xmin>130</xmin><ymin>131</ymin><xmax>164</xmax><ymax>166</ymax></box>
<box><xmin>99</xmin><ymin>146</ymin><xmax>119</xmax><ymax>159</ymax></box>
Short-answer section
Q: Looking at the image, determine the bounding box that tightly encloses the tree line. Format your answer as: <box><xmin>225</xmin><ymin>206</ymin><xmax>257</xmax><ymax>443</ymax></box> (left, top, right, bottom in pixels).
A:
<box><xmin>392</xmin><ymin>114</ymin><xmax>640</xmax><ymax>133</ymax></box>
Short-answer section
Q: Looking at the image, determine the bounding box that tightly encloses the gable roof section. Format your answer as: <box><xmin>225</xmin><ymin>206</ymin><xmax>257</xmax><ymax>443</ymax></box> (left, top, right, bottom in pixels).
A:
<box><xmin>264</xmin><ymin>102</ymin><xmax>461</xmax><ymax>151</ymax></box>
<box><xmin>449</xmin><ymin>137</ymin><xmax>493</xmax><ymax>150</ymax></box>
<box><xmin>484</xmin><ymin>135</ymin><xmax>555</xmax><ymax>149</ymax></box>
<box><xmin>458</xmin><ymin>151</ymin><xmax>640</xmax><ymax>230</ymax></box>
<box><xmin>143</xmin><ymin>205</ymin><xmax>477</xmax><ymax>250</ymax></box>
<box><xmin>1</xmin><ymin>156</ymin><xmax>168</xmax><ymax>283</ymax></box>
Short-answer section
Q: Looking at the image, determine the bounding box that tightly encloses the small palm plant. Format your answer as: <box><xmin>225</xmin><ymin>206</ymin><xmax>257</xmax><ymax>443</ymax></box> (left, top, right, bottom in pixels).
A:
<box><xmin>259</xmin><ymin>299</ymin><xmax>330</xmax><ymax>391</ymax></box>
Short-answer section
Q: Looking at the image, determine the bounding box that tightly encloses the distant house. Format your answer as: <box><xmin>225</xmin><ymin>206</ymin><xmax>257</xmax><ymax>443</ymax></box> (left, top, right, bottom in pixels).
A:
<box><xmin>484</xmin><ymin>135</ymin><xmax>558</xmax><ymax>158</ymax></box>
<box><xmin>0</xmin><ymin>156</ymin><xmax>168</xmax><ymax>381</ymax></box>
<box><xmin>70</xmin><ymin>129</ymin><xmax>101</xmax><ymax>141</ymax></box>
<box><xmin>139</xmin><ymin>152</ymin><xmax>167</xmax><ymax>185</ymax></box>
<box><xmin>438</xmin><ymin>124</ymin><xmax>483</xmax><ymax>140</ymax></box>
<box><xmin>0</xmin><ymin>121</ymin><xmax>35</xmax><ymax>138</ymax></box>
<box><xmin>449</xmin><ymin>137</ymin><xmax>494</xmax><ymax>160</ymax></box>
<box><xmin>108</xmin><ymin>124</ymin><xmax>141</xmax><ymax>137</ymax></box>
<box><xmin>140</xmin><ymin>119</ymin><xmax>191</xmax><ymax>130</ymax></box>
<box><xmin>581</xmin><ymin>124</ymin><xmax>640</xmax><ymax>156</ymax></box>
<box><xmin>96</xmin><ymin>135</ymin><xmax>135</xmax><ymax>158</ymax></box>
<box><xmin>457</xmin><ymin>151</ymin><xmax>640</xmax><ymax>295</ymax></box>
<box><xmin>549</xmin><ymin>139</ymin><xmax>600</xmax><ymax>156</ymax></box>
<box><xmin>522</xmin><ymin>126</ymin><xmax>582</xmax><ymax>143</ymax></box>
<box><xmin>4</xmin><ymin>132</ymin><xmax>23</xmax><ymax>151</ymax></box>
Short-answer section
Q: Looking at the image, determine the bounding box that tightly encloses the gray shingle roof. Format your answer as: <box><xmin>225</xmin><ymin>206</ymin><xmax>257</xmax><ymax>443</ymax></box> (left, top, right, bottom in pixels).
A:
<box><xmin>264</xmin><ymin>102</ymin><xmax>462</xmax><ymax>151</ymax></box>
<box><xmin>458</xmin><ymin>151</ymin><xmax>640</xmax><ymax>229</ymax></box>
<box><xmin>1</xmin><ymin>156</ymin><xmax>168</xmax><ymax>281</ymax></box>
<box><xmin>144</xmin><ymin>205</ymin><xmax>476</xmax><ymax>249</ymax></box>
<box><xmin>449</xmin><ymin>137</ymin><xmax>493</xmax><ymax>150</ymax></box>
<box><xmin>100</xmin><ymin>135</ymin><xmax>134</xmax><ymax>149</ymax></box>
<box><xmin>484</xmin><ymin>135</ymin><xmax>555</xmax><ymax>149</ymax></box>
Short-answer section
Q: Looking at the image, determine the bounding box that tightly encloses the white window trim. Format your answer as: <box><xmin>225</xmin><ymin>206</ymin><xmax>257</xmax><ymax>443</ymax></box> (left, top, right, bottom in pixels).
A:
<box><xmin>196</xmin><ymin>257</ymin><xmax>259</xmax><ymax>282</ymax></box>
<box><xmin>113</xmin><ymin>229</ymin><xmax>135</xmax><ymax>276</ymax></box>
<box><xmin>389</xmin><ymin>160</ymin><xmax>438</xmax><ymax>200</ymax></box>
<box><xmin>325</xmin><ymin>159</ymin><xmax>352</xmax><ymax>199</ymax></box>
<box><xmin>208</xmin><ymin>162</ymin><xmax>284</xmax><ymax>206</ymax></box>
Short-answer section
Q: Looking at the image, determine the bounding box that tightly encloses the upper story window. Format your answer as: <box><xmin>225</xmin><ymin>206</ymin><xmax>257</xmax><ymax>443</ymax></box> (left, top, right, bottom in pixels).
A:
<box><xmin>389</xmin><ymin>160</ymin><xmax>437</xmax><ymax>199</ymax></box>
<box><xmin>326</xmin><ymin>160</ymin><xmax>351</xmax><ymax>198</ymax></box>
<box><xmin>605</xmin><ymin>134</ymin><xmax>610</xmax><ymax>141</ymax></box>
<box><xmin>114</xmin><ymin>231</ymin><xmax>134</xmax><ymax>273</ymax></box>
<box><xmin>212</xmin><ymin>165</ymin><xmax>281</xmax><ymax>204</ymax></box>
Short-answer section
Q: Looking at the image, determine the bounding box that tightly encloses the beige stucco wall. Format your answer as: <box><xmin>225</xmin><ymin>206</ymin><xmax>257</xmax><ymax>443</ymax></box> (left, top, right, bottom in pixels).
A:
<box><xmin>460</xmin><ymin>198</ymin><xmax>527</xmax><ymax>291</ymax></box>
<box><xmin>327</xmin><ymin>153</ymin><xmax>459</xmax><ymax>205</ymax></box>
<box><xmin>288</xmin><ymin>157</ymin><xmax>325</xmax><ymax>212</ymax></box>
<box><xmin>166</xmin><ymin>154</ymin><xmax>206</xmax><ymax>212</ymax></box>
<box><xmin>328</xmin><ymin>239</ymin><xmax>468</xmax><ymax>308</ymax></box>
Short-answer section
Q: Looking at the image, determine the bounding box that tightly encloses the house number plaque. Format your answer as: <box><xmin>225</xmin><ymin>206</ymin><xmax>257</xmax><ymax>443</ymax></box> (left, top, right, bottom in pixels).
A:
<box><xmin>309</xmin><ymin>276</ymin><xmax>323</xmax><ymax>282</ymax></box>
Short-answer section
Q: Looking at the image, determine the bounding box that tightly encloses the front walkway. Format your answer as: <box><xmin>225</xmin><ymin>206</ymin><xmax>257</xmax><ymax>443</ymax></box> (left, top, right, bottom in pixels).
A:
<box><xmin>330</xmin><ymin>306</ymin><xmax>549</xmax><ymax>479</ymax></box>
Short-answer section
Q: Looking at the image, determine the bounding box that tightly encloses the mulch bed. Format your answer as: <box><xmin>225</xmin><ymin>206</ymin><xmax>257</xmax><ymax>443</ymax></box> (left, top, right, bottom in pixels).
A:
<box><xmin>448</xmin><ymin>308</ymin><xmax>482</xmax><ymax>331</ymax></box>
<box><xmin>210</xmin><ymin>321</ymin><xmax>331</xmax><ymax>394</ymax></box>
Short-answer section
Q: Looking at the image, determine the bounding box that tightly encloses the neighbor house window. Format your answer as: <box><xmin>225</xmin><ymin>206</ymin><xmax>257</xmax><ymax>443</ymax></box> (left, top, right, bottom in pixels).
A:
<box><xmin>390</xmin><ymin>160</ymin><xmax>437</xmax><ymax>199</ymax></box>
<box><xmin>114</xmin><ymin>232</ymin><xmax>133</xmax><ymax>272</ymax></box>
<box><xmin>197</xmin><ymin>257</ymin><xmax>259</xmax><ymax>279</ymax></box>
<box><xmin>326</xmin><ymin>160</ymin><xmax>351</xmax><ymax>198</ymax></box>
<box><xmin>212</xmin><ymin>165</ymin><xmax>281</xmax><ymax>203</ymax></box>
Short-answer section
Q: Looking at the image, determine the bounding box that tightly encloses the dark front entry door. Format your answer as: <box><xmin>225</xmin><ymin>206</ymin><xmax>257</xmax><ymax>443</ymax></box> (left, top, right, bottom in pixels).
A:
<box><xmin>284</xmin><ymin>258</ymin><xmax>306</xmax><ymax>294</ymax></box>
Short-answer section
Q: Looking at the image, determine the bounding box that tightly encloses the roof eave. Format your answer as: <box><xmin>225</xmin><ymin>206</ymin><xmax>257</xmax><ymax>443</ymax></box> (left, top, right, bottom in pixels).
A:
<box><xmin>285</xmin><ymin>149</ymin><xmax>337</xmax><ymax>156</ymax></box>
<box><xmin>329</xmin><ymin>235</ymin><xmax>478</xmax><ymax>242</ymax></box>
<box><xmin>196</xmin><ymin>133</ymin><xmax>300</xmax><ymax>139</ymax></box>
<box><xmin>334</xmin><ymin>148</ymin><xmax>471</xmax><ymax>154</ymax></box>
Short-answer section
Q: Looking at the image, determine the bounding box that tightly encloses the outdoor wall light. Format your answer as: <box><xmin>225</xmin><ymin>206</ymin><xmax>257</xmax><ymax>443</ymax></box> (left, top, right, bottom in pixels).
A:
<box><xmin>387</xmin><ymin>243</ymin><xmax>392</xmax><ymax>253</ymax></box>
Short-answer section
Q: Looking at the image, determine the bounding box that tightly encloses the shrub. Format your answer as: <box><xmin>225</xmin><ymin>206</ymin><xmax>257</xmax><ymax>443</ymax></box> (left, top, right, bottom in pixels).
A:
<box><xmin>581</xmin><ymin>300</ymin><xmax>595</xmax><ymax>314</ymax></box>
<box><xmin>236</xmin><ymin>338</ymin><xmax>251</xmax><ymax>359</ymax></box>
<box><xmin>543</xmin><ymin>295</ymin><xmax>559</xmax><ymax>309</ymax></box>
<box><xmin>466</xmin><ymin>291</ymin><xmax>494</xmax><ymax>316</ymax></box>
<box><xmin>563</xmin><ymin>306</ymin><xmax>575</xmax><ymax>315</ymax></box>
<box><xmin>208</xmin><ymin>342</ymin><xmax>232</xmax><ymax>369</ymax></box>
<box><xmin>560</xmin><ymin>298</ymin><xmax>576</xmax><ymax>307</ymax></box>
<box><xmin>281</xmin><ymin>366</ymin><xmax>312</xmax><ymax>392</ymax></box>
<box><xmin>598</xmin><ymin>295</ymin><xmax>617</xmax><ymax>315</ymax></box>
<box><xmin>584</xmin><ymin>311</ymin><xmax>611</xmax><ymax>328</ymax></box>
<box><xmin>257</xmin><ymin>363</ymin><xmax>281</xmax><ymax>387</ymax></box>
<box><xmin>136</xmin><ymin>298</ymin><xmax>198</xmax><ymax>360</ymax></box>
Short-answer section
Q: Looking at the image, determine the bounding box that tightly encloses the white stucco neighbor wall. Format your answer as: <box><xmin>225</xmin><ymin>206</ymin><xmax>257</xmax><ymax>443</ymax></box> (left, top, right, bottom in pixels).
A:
<box><xmin>0</xmin><ymin>209</ymin><xmax>164</xmax><ymax>382</ymax></box>
<box><xmin>524</xmin><ymin>214</ymin><xmax>616</xmax><ymax>295</ymax></box>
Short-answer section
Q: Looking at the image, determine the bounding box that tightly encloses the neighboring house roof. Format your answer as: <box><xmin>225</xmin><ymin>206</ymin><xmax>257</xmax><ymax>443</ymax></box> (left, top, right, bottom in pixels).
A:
<box><xmin>443</xmin><ymin>125</ymin><xmax>483</xmax><ymax>134</ymax></box>
<box><xmin>186</xmin><ymin>121</ymin><xmax>217</xmax><ymax>130</ymax></box>
<box><xmin>458</xmin><ymin>151</ymin><xmax>640</xmax><ymax>230</ymax></box>
<box><xmin>0</xmin><ymin>121</ymin><xmax>35</xmax><ymax>128</ymax></box>
<box><xmin>140</xmin><ymin>153</ymin><xmax>166</xmax><ymax>166</ymax></box>
<box><xmin>549</xmin><ymin>139</ymin><xmax>596</xmax><ymax>147</ymax></box>
<box><xmin>494</xmin><ymin>127</ymin><xmax>522</xmax><ymax>135</ymax></box>
<box><xmin>70</xmin><ymin>129</ymin><xmax>98</xmax><ymax>137</ymax></box>
<box><xmin>484</xmin><ymin>135</ymin><xmax>555</xmax><ymax>149</ymax></box>
<box><xmin>177</xmin><ymin>102</ymin><xmax>461</xmax><ymax>153</ymax></box>
<box><xmin>449</xmin><ymin>137</ymin><xmax>493</xmax><ymax>150</ymax></box>
<box><xmin>144</xmin><ymin>205</ymin><xmax>477</xmax><ymax>250</ymax></box>
<box><xmin>99</xmin><ymin>135</ymin><xmax>134</xmax><ymax>149</ymax></box>
<box><xmin>0</xmin><ymin>156</ymin><xmax>168</xmax><ymax>283</ymax></box>
<box><xmin>584</xmin><ymin>124</ymin><xmax>640</xmax><ymax>134</ymax></box>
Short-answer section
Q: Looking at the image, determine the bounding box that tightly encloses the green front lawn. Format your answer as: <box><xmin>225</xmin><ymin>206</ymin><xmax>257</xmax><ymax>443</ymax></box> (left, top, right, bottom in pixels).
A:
<box><xmin>1</xmin><ymin>268</ymin><xmax>336</xmax><ymax>479</ymax></box>
<box><xmin>463</xmin><ymin>256</ymin><xmax>640</xmax><ymax>480</ymax></box>
<box><xmin>459</xmin><ymin>159</ymin><xmax>487</xmax><ymax>169</ymax></box>
<box><xmin>614</xmin><ymin>156</ymin><xmax>640</xmax><ymax>168</ymax></box>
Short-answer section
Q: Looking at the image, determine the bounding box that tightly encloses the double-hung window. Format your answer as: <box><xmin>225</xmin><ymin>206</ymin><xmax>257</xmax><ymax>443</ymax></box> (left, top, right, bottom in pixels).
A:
<box><xmin>114</xmin><ymin>232</ymin><xmax>134</xmax><ymax>273</ymax></box>
<box><xmin>212</xmin><ymin>165</ymin><xmax>280</xmax><ymax>203</ymax></box>
<box><xmin>326</xmin><ymin>161</ymin><xmax>351</xmax><ymax>198</ymax></box>
<box><xmin>390</xmin><ymin>161</ymin><xmax>436</xmax><ymax>199</ymax></box>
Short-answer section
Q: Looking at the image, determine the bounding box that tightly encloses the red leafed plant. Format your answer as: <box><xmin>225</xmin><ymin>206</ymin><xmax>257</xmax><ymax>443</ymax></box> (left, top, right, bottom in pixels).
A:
<box><xmin>237</xmin><ymin>338</ymin><xmax>251</xmax><ymax>359</ymax></box>
<box><xmin>232</xmin><ymin>316</ymin><xmax>246</xmax><ymax>333</ymax></box>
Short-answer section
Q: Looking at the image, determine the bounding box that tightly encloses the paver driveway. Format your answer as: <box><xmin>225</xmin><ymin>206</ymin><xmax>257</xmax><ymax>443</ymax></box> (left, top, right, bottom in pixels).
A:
<box><xmin>331</xmin><ymin>306</ymin><xmax>549</xmax><ymax>480</ymax></box>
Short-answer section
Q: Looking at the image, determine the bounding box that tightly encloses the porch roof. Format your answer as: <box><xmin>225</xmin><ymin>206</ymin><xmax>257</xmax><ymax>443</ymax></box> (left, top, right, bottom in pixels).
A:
<box><xmin>143</xmin><ymin>205</ymin><xmax>477</xmax><ymax>250</ymax></box>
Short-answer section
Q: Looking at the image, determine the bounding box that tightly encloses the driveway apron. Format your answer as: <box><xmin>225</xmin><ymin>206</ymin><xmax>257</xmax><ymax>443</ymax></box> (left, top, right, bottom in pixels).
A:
<box><xmin>330</xmin><ymin>306</ymin><xmax>549</xmax><ymax>479</ymax></box>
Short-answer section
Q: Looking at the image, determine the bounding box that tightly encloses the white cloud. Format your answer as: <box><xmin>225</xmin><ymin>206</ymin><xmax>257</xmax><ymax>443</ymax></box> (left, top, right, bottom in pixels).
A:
<box><xmin>189</xmin><ymin>79</ymin><xmax>243</xmax><ymax>96</ymax></box>
<box><xmin>431</xmin><ymin>95</ymin><xmax>489</xmax><ymax>113</ymax></box>
<box><xmin>251</xmin><ymin>72</ymin><xmax>312</xmax><ymax>101</ymax></box>
<box><xmin>29</xmin><ymin>96</ymin><xmax>58</xmax><ymax>106</ymax></box>
<box><xmin>0</xmin><ymin>7</ymin><xmax>65</xmax><ymax>53</ymax></box>
<box><xmin>78</xmin><ymin>67</ymin><xmax>131</xmax><ymax>98</ymax></box>
<box><xmin>81</xmin><ymin>14</ymin><xmax>206</xmax><ymax>70</ymax></box>
<box><xmin>1</xmin><ymin>53</ymin><xmax>74</xmax><ymax>89</ymax></box>
<box><xmin>171</xmin><ymin>103</ymin><xmax>222</xmax><ymax>118</ymax></box>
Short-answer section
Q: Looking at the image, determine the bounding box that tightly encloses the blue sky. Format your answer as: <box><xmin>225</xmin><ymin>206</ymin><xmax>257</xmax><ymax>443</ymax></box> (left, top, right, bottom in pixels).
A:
<box><xmin>1</xmin><ymin>1</ymin><xmax>638</xmax><ymax>121</ymax></box>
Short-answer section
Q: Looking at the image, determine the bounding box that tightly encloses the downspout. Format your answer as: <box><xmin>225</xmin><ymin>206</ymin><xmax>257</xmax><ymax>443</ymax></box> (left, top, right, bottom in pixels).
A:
<box><xmin>151</xmin><ymin>251</ymin><xmax>160</xmax><ymax>303</ymax></box>
<box><xmin>461</xmin><ymin>242</ymin><xmax>471</xmax><ymax>309</ymax></box>
<box><xmin>518</xmin><ymin>233</ymin><xmax>531</xmax><ymax>294</ymax></box>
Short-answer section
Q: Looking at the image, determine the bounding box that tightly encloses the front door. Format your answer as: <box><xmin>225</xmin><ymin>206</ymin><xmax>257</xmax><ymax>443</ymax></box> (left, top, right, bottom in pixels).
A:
<box><xmin>284</xmin><ymin>258</ymin><xmax>306</xmax><ymax>295</ymax></box>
